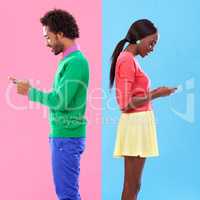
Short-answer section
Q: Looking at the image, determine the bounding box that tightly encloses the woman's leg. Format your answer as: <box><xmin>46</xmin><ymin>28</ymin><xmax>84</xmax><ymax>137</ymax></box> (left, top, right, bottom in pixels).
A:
<box><xmin>121</xmin><ymin>156</ymin><xmax>146</xmax><ymax>200</ymax></box>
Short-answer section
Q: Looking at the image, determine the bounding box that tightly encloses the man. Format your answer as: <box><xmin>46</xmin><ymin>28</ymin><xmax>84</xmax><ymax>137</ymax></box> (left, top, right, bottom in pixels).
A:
<box><xmin>9</xmin><ymin>9</ymin><xmax>89</xmax><ymax>200</ymax></box>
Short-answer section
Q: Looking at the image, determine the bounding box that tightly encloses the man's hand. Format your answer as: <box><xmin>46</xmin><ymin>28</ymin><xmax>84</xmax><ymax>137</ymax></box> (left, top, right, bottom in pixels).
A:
<box><xmin>9</xmin><ymin>76</ymin><xmax>31</xmax><ymax>96</ymax></box>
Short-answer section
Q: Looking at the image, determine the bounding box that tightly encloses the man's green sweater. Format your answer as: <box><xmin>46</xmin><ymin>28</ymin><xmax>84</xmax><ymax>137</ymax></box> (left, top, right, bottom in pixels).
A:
<box><xmin>28</xmin><ymin>51</ymin><xmax>89</xmax><ymax>138</ymax></box>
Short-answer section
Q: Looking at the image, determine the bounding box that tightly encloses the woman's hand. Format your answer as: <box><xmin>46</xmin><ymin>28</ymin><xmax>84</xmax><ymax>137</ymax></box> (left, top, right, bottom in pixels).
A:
<box><xmin>124</xmin><ymin>86</ymin><xmax>177</xmax><ymax>111</ymax></box>
<box><xmin>151</xmin><ymin>86</ymin><xmax>177</xmax><ymax>99</ymax></box>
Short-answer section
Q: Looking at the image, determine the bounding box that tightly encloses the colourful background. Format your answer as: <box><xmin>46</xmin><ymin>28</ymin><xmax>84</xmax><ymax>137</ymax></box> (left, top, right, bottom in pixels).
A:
<box><xmin>0</xmin><ymin>0</ymin><xmax>101</xmax><ymax>199</ymax></box>
<box><xmin>102</xmin><ymin>0</ymin><xmax>200</xmax><ymax>199</ymax></box>
<box><xmin>1</xmin><ymin>0</ymin><xmax>200</xmax><ymax>199</ymax></box>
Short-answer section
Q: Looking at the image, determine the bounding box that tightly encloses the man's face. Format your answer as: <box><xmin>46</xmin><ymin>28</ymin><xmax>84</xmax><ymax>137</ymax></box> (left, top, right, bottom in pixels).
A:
<box><xmin>43</xmin><ymin>26</ymin><xmax>64</xmax><ymax>55</ymax></box>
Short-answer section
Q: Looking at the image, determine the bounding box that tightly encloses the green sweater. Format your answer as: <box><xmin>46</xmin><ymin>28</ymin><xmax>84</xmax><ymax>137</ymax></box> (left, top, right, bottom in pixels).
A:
<box><xmin>28</xmin><ymin>51</ymin><xmax>89</xmax><ymax>138</ymax></box>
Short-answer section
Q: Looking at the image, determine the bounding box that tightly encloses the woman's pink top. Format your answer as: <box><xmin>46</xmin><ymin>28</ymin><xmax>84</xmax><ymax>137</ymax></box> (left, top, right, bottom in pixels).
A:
<box><xmin>115</xmin><ymin>51</ymin><xmax>152</xmax><ymax>113</ymax></box>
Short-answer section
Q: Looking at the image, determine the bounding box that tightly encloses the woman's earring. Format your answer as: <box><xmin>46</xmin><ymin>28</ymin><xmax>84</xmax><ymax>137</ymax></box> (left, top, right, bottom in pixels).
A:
<box><xmin>136</xmin><ymin>40</ymin><xmax>141</xmax><ymax>45</ymax></box>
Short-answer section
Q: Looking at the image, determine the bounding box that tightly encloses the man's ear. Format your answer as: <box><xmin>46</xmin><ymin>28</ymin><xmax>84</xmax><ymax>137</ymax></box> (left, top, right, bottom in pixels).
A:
<box><xmin>57</xmin><ymin>32</ymin><xmax>64</xmax><ymax>39</ymax></box>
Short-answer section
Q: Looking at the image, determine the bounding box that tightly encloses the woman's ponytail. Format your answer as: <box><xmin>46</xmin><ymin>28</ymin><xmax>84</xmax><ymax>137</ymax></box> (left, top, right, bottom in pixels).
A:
<box><xmin>109</xmin><ymin>39</ymin><xmax>127</xmax><ymax>89</ymax></box>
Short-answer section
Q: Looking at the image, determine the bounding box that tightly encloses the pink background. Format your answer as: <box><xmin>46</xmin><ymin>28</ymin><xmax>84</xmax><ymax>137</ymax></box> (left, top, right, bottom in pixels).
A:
<box><xmin>0</xmin><ymin>0</ymin><xmax>101</xmax><ymax>199</ymax></box>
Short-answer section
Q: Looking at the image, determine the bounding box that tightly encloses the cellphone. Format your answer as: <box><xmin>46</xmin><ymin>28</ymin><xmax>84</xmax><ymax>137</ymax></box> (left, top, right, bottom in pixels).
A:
<box><xmin>12</xmin><ymin>79</ymin><xmax>19</xmax><ymax>84</ymax></box>
<box><xmin>9</xmin><ymin>77</ymin><xmax>19</xmax><ymax>84</ymax></box>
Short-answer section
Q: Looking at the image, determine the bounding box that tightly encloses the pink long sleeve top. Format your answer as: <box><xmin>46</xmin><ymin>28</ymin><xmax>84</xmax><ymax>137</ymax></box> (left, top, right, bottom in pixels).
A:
<box><xmin>115</xmin><ymin>51</ymin><xmax>152</xmax><ymax>113</ymax></box>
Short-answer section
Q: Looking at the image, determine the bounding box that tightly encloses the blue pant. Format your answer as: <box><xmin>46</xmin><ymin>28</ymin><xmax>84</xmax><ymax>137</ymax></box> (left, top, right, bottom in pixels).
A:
<box><xmin>49</xmin><ymin>137</ymin><xmax>85</xmax><ymax>200</ymax></box>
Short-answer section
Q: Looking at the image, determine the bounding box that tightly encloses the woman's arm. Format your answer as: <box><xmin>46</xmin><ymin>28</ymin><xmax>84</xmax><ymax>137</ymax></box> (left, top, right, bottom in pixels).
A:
<box><xmin>123</xmin><ymin>87</ymin><xmax>177</xmax><ymax>112</ymax></box>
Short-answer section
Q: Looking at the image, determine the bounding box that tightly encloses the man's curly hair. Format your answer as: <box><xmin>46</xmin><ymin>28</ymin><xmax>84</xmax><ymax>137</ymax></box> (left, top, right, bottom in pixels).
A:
<box><xmin>40</xmin><ymin>9</ymin><xmax>79</xmax><ymax>39</ymax></box>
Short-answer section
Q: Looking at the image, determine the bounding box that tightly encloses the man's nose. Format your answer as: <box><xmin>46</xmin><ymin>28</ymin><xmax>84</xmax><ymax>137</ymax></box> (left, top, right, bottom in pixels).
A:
<box><xmin>46</xmin><ymin>43</ymin><xmax>51</xmax><ymax>48</ymax></box>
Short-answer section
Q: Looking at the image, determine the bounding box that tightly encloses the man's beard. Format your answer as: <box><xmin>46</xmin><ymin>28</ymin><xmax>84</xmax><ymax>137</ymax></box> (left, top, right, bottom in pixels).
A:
<box><xmin>52</xmin><ymin>43</ymin><xmax>64</xmax><ymax>55</ymax></box>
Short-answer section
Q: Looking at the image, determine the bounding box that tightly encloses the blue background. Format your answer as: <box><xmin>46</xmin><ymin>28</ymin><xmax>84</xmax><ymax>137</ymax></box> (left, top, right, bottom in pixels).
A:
<box><xmin>102</xmin><ymin>0</ymin><xmax>200</xmax><ymax>199</ymax></box>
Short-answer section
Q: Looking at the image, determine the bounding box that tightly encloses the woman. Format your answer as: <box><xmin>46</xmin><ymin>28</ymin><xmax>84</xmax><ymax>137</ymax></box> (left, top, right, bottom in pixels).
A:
<box><xmin>109</xmin><ymin>19</ymin><xmax>177</xmax><ymax>200</ymax></box>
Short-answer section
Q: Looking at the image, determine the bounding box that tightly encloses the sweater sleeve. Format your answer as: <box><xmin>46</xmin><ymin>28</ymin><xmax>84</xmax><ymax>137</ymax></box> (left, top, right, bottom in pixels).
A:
<box><xmin>116</xmin><ymin>56</ymin><xmax>136</xmax><ymax>110</ymax></box>
<box><xmin>28</xmin><ymin>58</ymin><xmax>84</xmax><ymax>111</ymax></box>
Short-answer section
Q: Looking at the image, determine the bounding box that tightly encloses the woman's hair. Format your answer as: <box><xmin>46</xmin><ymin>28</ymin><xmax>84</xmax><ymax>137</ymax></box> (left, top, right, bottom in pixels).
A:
<box><xmin>109</xmin><ymin>19</ymin><xmax>157</xmax><ymax>89</ymax></box>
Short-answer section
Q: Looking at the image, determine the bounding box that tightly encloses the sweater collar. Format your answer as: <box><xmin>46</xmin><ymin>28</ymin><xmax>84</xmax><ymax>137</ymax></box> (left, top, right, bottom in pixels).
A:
<box><xmin>62</xmin><ymin>43</ymin><xmax>80</xmax><ymax>58</ymax></box>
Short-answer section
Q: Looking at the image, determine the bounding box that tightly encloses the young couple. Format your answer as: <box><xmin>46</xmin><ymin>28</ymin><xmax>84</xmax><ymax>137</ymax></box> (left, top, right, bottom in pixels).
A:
<box><xmin>10</xmin><ymin>9</ymin><xmax>176</xmax><ymax>200</ymax></box>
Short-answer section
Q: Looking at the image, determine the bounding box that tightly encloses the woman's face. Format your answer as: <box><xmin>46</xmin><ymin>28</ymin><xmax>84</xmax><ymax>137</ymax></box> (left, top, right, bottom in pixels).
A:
<box><xmin>138</xmin><ymin>33</ymin><xmax>159</xmax><ymax>57</ymax></box>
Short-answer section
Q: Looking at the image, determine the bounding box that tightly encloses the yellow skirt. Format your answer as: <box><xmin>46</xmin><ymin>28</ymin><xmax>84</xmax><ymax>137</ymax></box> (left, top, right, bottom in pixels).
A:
<box><xmin>113</xmin><ymin>110</ymin><xmax>159</xmax><ymax>158</ymax></box>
